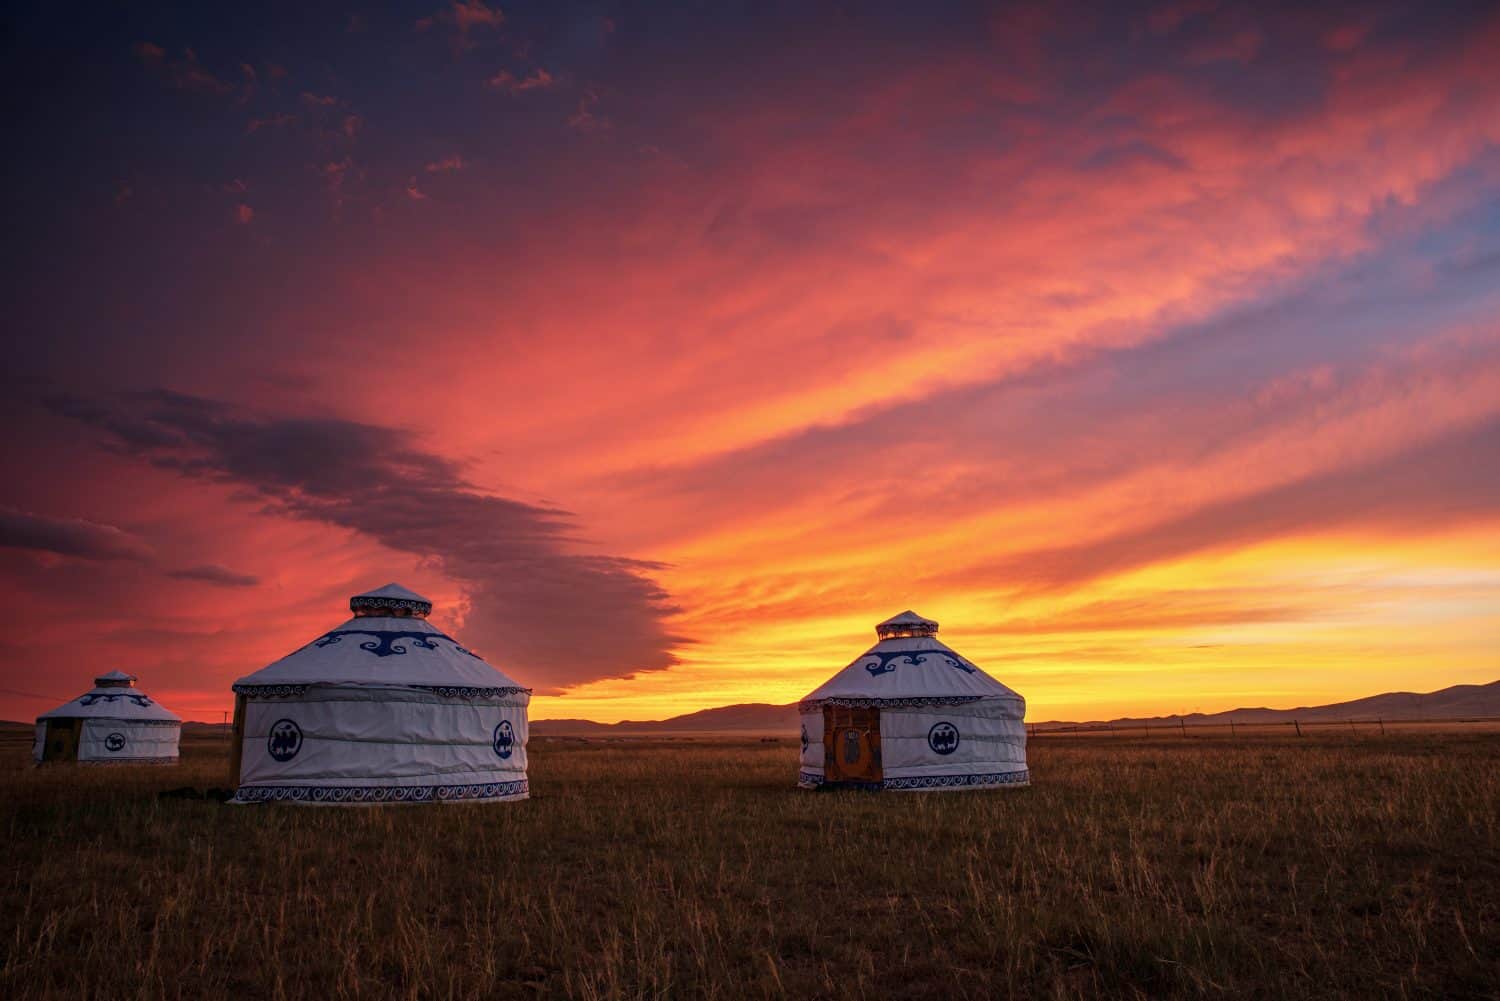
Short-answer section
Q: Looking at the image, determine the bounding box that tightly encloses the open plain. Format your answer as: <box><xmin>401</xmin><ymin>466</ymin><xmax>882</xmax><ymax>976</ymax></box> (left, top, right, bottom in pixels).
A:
<box><xmin>2</xmin><ymin>730</ymin><xmax>1498</xmax><ymax>1000</ymax></box>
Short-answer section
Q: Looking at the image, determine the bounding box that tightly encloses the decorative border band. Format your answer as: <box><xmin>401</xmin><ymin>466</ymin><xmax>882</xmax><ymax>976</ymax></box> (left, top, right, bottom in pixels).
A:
<box><xmin>58</xmin><ymin>757</ymin><xmax>180</xmax><ymax>766</ymax></box>
<box><xmin>233</xmin><ymin>684</ymin><xmax>308</xmax><ymax>697</ymax></box>
<box><xmin>883</xmin><ymin>769</ymin><xmax>1030</xmax><ymax>790</ymax></box>
<box><xmin>41</xmin><ymin>718</ymin><xmax>181</xmax><ymax>726</ymax></box>
<box><xmin>797</xmin><ymin>769</ymin><xmax>1029</xmax><ymax>791</ymax></box>
<box><xmin>231</xmin><ymin>778</ymin><xmax>529</xmax><ymax>804</ymax></box>
<box><xmin>350</xmin><ymin>595</ymin><xmax>432</xmax><ymax>616</ymax></box>
<box><xmin>412</xmin><ymin>685</ymin><xmax>531</xmax><ymax>699</ymax></box>
<box><xmin>797</xmin><ymin>696</ymin><xmax>987</xmax><ymax>712</ymax></box>
<box><xmin>234</xmin><ymin>683</ymin><xmax>531</xmax><ymax>699</ymax></box>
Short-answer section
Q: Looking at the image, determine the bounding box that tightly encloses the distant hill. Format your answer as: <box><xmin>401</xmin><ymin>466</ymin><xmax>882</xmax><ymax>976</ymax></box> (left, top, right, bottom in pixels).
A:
<box><xmin>533</xmin><ymin>702</ymin><xmax>799</xmax><ymax>737</ymax></box>
<box><xmin>532</xmin><ymin>679</ymin><xmax>1500</xmax><ymax>736</ymax></box>
<box><xmin>7</xmin><ymin>680</ymin><xmax>1495</xmax><ymax>736</ymax></box>
<box><xmin>1032</xmin><ymin>679</ymin><xmax>1500</xmax><ymax>731</ymax></box>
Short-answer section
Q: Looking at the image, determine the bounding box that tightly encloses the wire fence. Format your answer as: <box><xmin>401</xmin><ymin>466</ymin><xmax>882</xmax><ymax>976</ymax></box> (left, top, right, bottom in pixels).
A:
<box><xmin>1028</xmin><ymin>716</ymin><xmax>1500</xmax><ymax>738</ymax></box>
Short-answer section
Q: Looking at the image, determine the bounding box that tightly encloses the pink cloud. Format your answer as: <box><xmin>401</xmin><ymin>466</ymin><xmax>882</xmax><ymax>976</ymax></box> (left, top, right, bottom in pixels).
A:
<box><xmin>488</xmin><ymin>67</ymin><xmax>553</xmax><ymax>94</ymax></box>
<box><xmin>246</xmin><ymin>112</ymin><xmax>295</xmax><ymax>133</ymax></box>
<box><xmin>134</xmin><ymin>42</ymin><xmax>232</xmax><ymax>95</ymax></box>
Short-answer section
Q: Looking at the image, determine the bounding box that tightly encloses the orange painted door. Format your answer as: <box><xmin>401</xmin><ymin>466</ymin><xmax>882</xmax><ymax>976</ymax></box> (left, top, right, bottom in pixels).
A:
<box><xmin>823</xmin><ymin>707</ymin><xmax>882</xmax><ymax>783</ymax></box>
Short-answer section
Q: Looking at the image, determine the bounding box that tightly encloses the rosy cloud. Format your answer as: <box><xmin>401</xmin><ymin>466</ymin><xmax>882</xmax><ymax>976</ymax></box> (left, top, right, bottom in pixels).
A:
<box><xmin>488</xmin><ymin>68</ymin><xmax>553</xmax><ymax>94</ymax></box>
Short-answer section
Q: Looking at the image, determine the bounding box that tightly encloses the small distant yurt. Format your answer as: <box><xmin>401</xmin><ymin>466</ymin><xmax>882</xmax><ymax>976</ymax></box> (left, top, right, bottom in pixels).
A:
<box><xmin>34</xmin><ymin>671</ymin><xmax>182</xmax><ymax>765</ymax></box>
<box><xmin>230</xmin><ymin>583</ymin><xmax>530</xmax><ymax>805</ymax></box>
<box><xmin>798</xmin><ymin>611</ymin><xmax>1028</xmax><ymax>791</ymax></box>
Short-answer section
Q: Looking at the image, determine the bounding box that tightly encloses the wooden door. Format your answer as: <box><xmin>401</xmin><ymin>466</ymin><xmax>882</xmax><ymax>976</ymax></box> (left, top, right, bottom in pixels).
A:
<box><xmin>823</xmin><ymin>706</ymin><xmax>882</xmax><ymax>783</ymax></box>
<box><xmin>44</xmin><ymin>720</ymin><xmax>80</xmax><ymax>762</ymax></box>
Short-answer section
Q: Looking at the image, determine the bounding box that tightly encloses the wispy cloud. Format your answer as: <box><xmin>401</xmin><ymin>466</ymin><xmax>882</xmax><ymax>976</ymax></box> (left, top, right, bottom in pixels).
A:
<box><xmin>167</xmin><ymin>564</ymin><xmax>260</xmax><ymax>588</ymax></box>
<box><xmin>0</xmin><ymin>508</ymin><xmax>152</xmax><ymax>562</ymax></box>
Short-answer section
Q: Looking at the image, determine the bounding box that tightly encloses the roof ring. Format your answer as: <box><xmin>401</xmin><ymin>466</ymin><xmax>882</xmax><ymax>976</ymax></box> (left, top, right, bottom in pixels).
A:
<box><xmin>875</xmin><ymin>610</ymin><xmax>939</xmax><ymax>639</ymax></box>
<box><xmin>350</xmin><ymin>582</ymin><xmax>433</xmax><ymax>619</ymax></box>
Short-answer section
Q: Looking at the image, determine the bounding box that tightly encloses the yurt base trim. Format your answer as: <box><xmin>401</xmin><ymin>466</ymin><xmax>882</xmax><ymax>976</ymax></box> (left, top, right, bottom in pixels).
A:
<box><xmin>799</xmin><ymin>769</ymin><xmax>1029</xmax><ymax>791</ymax></box>
<box><xmin>231</xmin><ymin>778</ymin><xmax>529</xmax><ymax>805</ymax></box>
<box><xmin>39</xmin><ymin>757</ymin><xmax>180</xmax><ymax>767</ymax></box>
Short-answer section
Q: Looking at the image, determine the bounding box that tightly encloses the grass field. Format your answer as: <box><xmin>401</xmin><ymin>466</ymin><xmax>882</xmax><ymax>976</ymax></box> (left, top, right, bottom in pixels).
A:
<box><xmin>2</xmin><ymin>731</ymin><xmax>1498</xmax><ymax>999</ymax></box>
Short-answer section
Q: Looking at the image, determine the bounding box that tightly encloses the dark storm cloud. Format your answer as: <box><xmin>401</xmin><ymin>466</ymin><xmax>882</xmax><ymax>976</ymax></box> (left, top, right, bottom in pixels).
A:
<box><xmin>166</xmin><ymin>564</ymin><xmax>261</xmax><ymax>587</ymax></box>
<box><xmin>0</xmin><ymin>508</ymin><xmax>152</xmax><ymax>561</ymax></box>
<box><xmin>50</xmin><ymin>390</ymin><xmax>683</xmax><ymax>691</ymax></box>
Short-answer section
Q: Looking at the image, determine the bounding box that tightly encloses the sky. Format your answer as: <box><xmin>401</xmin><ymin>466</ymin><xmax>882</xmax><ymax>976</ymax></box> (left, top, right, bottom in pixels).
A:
<box><xmin>2</xmin><ymin>0</ymin><xmax>1498</xmax><ymax>724</ymax></box>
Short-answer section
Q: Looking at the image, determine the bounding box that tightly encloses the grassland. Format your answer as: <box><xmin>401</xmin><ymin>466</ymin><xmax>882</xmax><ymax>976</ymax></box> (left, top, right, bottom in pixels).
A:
<box><xmin>2</xmin><ymin>730</ymin><xmax>1497</xmax><ymax>999</ymax></box>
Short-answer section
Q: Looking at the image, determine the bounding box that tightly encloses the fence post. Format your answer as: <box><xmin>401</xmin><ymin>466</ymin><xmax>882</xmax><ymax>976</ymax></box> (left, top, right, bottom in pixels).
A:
<box><xmin>1179</xmin><ymin>717</ymin><xmax>1187</xmax><ymax>737</ymax></box>
<box><xmin>1229</xmin><ymin>719</ymin><xmax>1236</xmax><ymax>738</ymax></box>
<box><xmin>1294</xmin><ymin>720</ymin><xmax>1302</xmax><ymax>737</ymax></box>
<box><xmin>1378</xmin><ymin>718</ymin><xmax>1385</xmax><ymax>736</ymax></box>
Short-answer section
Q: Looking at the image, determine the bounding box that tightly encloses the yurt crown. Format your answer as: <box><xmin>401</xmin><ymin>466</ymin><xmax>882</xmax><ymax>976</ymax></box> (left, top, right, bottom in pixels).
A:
<box><xmin>94</xmin><ymin>671</ymin><xmax>137</xmax><ymax>688</ymax></box>
<box><xmin>350</xmin><ymin>583</ymin><xmax>433</xmax><ymax>619</ymax></box>
<box><xmin>876</xmin><ymin>611</ymin><xmax>939</xmax><ymax>639</ymax></box>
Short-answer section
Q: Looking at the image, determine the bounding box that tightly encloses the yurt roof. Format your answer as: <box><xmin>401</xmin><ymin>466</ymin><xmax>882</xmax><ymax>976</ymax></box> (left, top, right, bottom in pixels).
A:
<box><xmin>800</xmin><ymin>611</ymin><xmax>1022</xmax><ymax>708</ymax></box>
<box><xmin>233</xmin><ymin>583</ymin><xmax>529</xmax><ymax>695</ymax></box>
<box><xmin>37</xmin><ymin>673</ymin><xmax>182</xmax><ymax>722</ymax></box>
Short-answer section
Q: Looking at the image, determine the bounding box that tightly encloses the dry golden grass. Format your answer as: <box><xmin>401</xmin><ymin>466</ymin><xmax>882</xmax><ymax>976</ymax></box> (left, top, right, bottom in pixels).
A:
<box><xmin>2</xmin><ymin>731</ymin><xmax>1498</xmax><ymax>999</ymax></box>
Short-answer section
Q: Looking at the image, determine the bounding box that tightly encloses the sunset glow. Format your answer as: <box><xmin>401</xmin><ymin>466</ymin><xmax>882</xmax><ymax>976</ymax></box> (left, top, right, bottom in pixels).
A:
<box><xmin>3</xmin><ymin>2</ymin><xmax>1498</xmax><ymax>724</ymax></box>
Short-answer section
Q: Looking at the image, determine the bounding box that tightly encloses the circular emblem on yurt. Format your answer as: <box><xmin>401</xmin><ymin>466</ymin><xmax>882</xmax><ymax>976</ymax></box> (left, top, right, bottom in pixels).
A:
<box><xmin>492</xmin><ymin>720</ymin><xmax>515</xmax><ymax>759</ymax></box>
<box><xmin>268</xmin><ymin>719</ymin><xmax>303</xmax><ymax>762</ymax></box>
<box><xmin>105</xmin><ymin>732</ymin><xmax>126</xmax><ymax>752</ymax></box>
<box><xmin>928</xmin><ymin>721</ymin><xmax>960</xmax><ymax>756</ymax></box>
<box><xmin>800</xmin><ymin>724</ymin><xmax>809</xmax><ymax>753</ymax></box>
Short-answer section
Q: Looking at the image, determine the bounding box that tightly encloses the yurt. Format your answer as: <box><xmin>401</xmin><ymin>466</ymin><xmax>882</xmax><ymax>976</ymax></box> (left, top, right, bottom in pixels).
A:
<box><xmin>230</xmin><ymin>583</ymin><xmax>530</xmax><ymax>805</ymax></box>
<box><xmin>34</xmin><ymin>671</ymin><xmax>182</xmax><ymax>765</ymax></box>
<box><xmin>798</xmin><ymin>611</ymin><xmax>1028</xmax><ymax>791</ymax></box>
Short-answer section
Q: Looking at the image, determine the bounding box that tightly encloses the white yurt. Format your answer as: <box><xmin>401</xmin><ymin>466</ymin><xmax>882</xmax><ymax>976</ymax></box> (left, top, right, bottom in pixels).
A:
<box><xmin>798</xmin><ymin>611</ymin><xmax>1028</xmax><ymax>791</ymax></box>
<box><xmin>229</xmin><ymin>583</ymin><xmax>531</xmax><ymax>805</ymax></box>
<box><xmin>34</xmin><ymin>671</ymin><xmax>182</xmax><ymax>765</ymax></box>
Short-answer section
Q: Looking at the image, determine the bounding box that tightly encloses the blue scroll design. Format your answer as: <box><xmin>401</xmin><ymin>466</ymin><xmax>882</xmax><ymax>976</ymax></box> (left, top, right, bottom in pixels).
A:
<box><xmin>79</xmin><ymin>692</ymin><xmax>154</xmax><ymax>707</ymax></box>
<box><xmin>311</xmin><ymin>629</ymin><xmax>477</xmax><ymax>659</ymax></box>
<box><xmin>231</xmin><ymin>778</ymin><xmax>529</xmax><ymax>804</ymax></box>
<box><xmin>797</xmin><ymin>695</ymin><xmax>985</xmax><ymax>713</ymax></box>
<box><xmin>860</xmin><ymin>649</ymin><xmax>977</xmax><ymax>677</ymax></box>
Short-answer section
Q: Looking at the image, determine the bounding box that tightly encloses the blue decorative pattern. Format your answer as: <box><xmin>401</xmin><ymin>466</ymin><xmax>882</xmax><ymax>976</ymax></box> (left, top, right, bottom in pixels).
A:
<box><xmin>492</xmin><ymin>720</ymin><xmax>515</xmax><ymax>759</ymax></box>
<box><xmin>314</xmin><ymin>629</ymin><xmax>441</xmax><ymax>657</ymax></box>
<box><xmin>78</xmin><ymin>756</ymin><xmax>178</xmax><ymax>766</ymax></box>
<box><xmin>883</xmin><ymin>770</ymin><xmax>1030</xmax><ymax>790</ymax></box>
<box><xmin>267</xmin><ymin>719</ymin><xmax>302</xmax><ymax>761</ymax></box>
<box><xmin>79</xmin><ymin>692</ymin><xmax>153</xmax><ymax>707</ymax></box>
<box><xmin>797</xmin><ymin>696</ymin><xmax>985</xmax><ymax>712</ymax></box>
<box><xmin>105</xmin><ymin>732</ymin><xmax>126</xmax><ymax>752</ymax></box>
<box><xmin>232</xmin><ymin>779</ymin><xmax>529</xmax><ymax>804</ymax></box>
<box><xmin>928</xmin><ymin>721</ymin><xmax>960</xmax><ymax>755</ymax></box>
<box><xmin>859</xmin><ymin>648</ymin><xmax>976</xmax><ymax>677</ymax></box>
<box><xmin>350</xmin><ymin>595</ymin><xmax>432</xmax><ymax>617</ymax></box>
<box><xmin>49</xmin><ymin>718</ymin><xmax>181</xmax><ymax>726</ymax></box>
<box><xmin>413</xmin><ymin>685</ymin><xmax>531</xmax><ymax>699</ymax></box>
<box><xmin>798</xmin><ymin>770</ymin><xmax>824</xmax><ymax>787</ymax></box>
<box><xmin>233</xmin><ymin>683</ymin><xmax>528</xmax><ymax>699</ymax></box>
<box><xmin>233</xmin><ymin>684</ymin><xmax>309</xmax><ymax>698</ymax></box>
